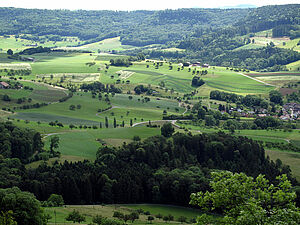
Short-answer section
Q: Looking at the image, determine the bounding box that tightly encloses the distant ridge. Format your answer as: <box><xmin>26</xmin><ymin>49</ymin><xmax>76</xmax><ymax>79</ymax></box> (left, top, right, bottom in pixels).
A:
<box><xmin>221</xmin><ymin>4</ymin><xmax>257</xmax><ymax>9</ymax></box>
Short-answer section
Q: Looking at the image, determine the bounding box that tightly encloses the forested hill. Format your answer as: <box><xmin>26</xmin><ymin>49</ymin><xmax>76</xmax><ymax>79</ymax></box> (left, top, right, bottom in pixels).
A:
<box><xmin>235</xmin><ymin>4</ymin><xmax>300</xmax><ymax>34</ymax></box>
<box><xmin>0</xmin><ymin>5</ymin><xmax>299</xmax><ymax>47</ymax></box>
<box><xmin>0</xmin><ymin>7</ymin><xmax>246</xmax><ymax>46</ymax></box>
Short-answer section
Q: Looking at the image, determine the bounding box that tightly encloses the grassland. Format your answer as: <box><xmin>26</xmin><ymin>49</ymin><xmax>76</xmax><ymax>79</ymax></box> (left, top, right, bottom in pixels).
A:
<box><xmin>0</xmin><ymin>80</ymin><xmax>67</xmax><ymax>109</ymax></box>
<box><xmin>12</xmin><ymin>93</ymin><xmax>183</xmax><ymax>126</ymax></box>
<box><xmin>44</xmin><ymin>204</ymin><xmax>202</xmax><ymax>224</ymax></box>
<box><xmin>266</xmin><ymin>150</ymin><xmax>300</xmax><ymax>181</ymax></box>
<box><xmin>41</xmin><ymin>126</ymin><xmax>161</xmax><ymax>161</ymax></box>
<box><xmin>247</xmin><ymin>72</ymin><xmax>300</xmax><ymax>86</ymax></box>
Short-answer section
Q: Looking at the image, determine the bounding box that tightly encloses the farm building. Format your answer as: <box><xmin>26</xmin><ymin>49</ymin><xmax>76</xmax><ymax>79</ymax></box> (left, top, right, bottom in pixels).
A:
<box><xmin>0</xmin><ymin>81</ymin><xmax>9</xmax><ymax>89</ymax></box>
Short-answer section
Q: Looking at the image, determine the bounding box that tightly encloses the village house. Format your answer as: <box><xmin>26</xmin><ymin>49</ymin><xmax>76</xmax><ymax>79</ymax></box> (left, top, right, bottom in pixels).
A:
<box><xmin>282</xmin><ymin>103</ymin><xmax>300</xmax><ymax>120</ymax></box>
<box><xmin>0</xmin><ymin>81</ymin><xmax>9</xmax><ymax>89</ymax></box>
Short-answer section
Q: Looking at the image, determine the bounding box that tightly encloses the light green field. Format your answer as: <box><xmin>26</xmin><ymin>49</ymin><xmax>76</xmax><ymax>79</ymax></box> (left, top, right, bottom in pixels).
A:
<box><xmin>30</xmin><ymin>126</ymin><xmax>161</xmax><ymax>164</ymax></box>
<box><xmin>277</xmin><ymin>38</ymin><xmax>300</xmax><ymax>52</ymax></box>
<box><xmin>30</xmin><ymin>53</ymin><xmax>99</xmax><ymax>75</ymax></box>
<box><xmin>0</xmin><ymin>80</ymin><xmax>67</xmax><ymax>108</ymax></box>
<box><xmin>12</xmin><ymin>92</ymin><xmax>184</xmax><ymax>126</ymax></box>
<box><xmin>251</xmin><ymin>36</ymin><xmax>289</xmax><ymax>46</ymax></box>
<box><xmin>0</xmin><ymin>62</ymin><xmax>31</xmax><ymax>70</ymax></box>
<box><xmin>98</xmin><ymin>63</ymin><xmax>273</xmax><ymax>95</ymax></box>
<box><xmin>248</xmin><ymin>72</ymin><xmax>300</xmax><ymax>86</ymax></box>
<box><xmin>233</xmin><ymin>44</ymin><xmax>263</xmax><ymax>51</ymax></box>
<box><xmin>0</xmin><ymin>35</ymin><xmax>80</xmax><ymax>52</ymax></box>
<box><xmin>78</xmin><ymin>37</ymin><xmax>136</xmax><ymax>52</ymax></box>
<box><xmin>44</xmin><ymin>204</ymin><xmax>202</xmax><ymax>225</ymax></box>
<box><xmin>201</xmin><ymin>68</ymin><xmax>274</xmax><ymax>94</ymax></box>
<box><xmin>266</xmin><ymin>150</ymin><xmax>300</xmax><ymax>181</ymax></box>
<box><xmin>286</xmin><ymin>60</ymin><xmax>300</xmax><ymax>71</ymax></box>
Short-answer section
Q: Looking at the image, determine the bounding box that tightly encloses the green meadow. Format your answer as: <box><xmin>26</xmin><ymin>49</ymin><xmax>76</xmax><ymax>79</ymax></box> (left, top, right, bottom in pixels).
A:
<box><xmin>266</xmin><ymin>150</ymin><xmax>300</xmax><ymax>181</ymax></box>
<box><xmin>12</xmin><ymin>92</ymin><xmax>185</xmax><ymax>126</ymax></box>
<box><xmin>44</xmin><ymin>204</ymin><xmax>202</xmax><ymax>225</ymax></box>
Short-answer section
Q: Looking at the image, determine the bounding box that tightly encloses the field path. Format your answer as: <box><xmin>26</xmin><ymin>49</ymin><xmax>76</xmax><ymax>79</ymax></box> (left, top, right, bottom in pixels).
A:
<box><xmin>132</xmin><ymin>120</ymin><xmax>180</xmax><ymax>128</ymax></box>
<box><xmin>238</xmin><ymin>73</ymin><xmax>276</xmax><ymax>87</ymax></box>
<box><xmin>42</xmin><ymin>130</ymin><xmax>86</xmax><ymax>139</ymax></box>
<box><xmin>95</xmin><ymin>106</ymin><xmax>120</xmax><ymax>117</ymax></box>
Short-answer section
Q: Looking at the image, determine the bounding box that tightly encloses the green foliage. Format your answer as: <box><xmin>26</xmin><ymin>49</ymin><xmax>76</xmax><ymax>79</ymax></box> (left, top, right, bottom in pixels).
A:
<box><xmin>190</xmin><ymin>171</ymin><xmax>300</xmax><ymax>224</ymax></box>
<box><xmin>49</xmin><ymin>136</ymin><xmax>59</xmax><ymax>153</ymax></box>
<box><xmin>0</xmin><ymin>121</ymin><xmax>43</xmax><ymax>161</ymax></box>
<box><xmin>19</xmin><ymin>46</ymin><xmax>51</xmax><ymax>55</ymax></box>
<box><xmin>65</xmin><ymin>210</ymin><xmax>85</xmax><ymax>223</ymax></box>
<box><xmin>160</xmin><ymin>122</ymin><xmax>174</xmax><ymax>137</ymax></box>
<box><xmin>0</xmin><ymin>187</ymin><xmax>46</xmax><ymax>225</ymax></box>
<box><xmin>92</xmin><ymin>215</ymin><xmax>124</xmax><ymax>225</ymax></box>
<box><xmin>0</xmin><ymin>210</ymin><xmax>17</xmax><ymax>225</ymax></box>
<box><xmin>191</xmin><ymin>76</ymin><xmax>205</xmax><ymax>87</ymax></box>
<box><xmin>269</xmin><ymin>90</ymin><xmax>283</xmax><ymax>105</ymax></box>
<box><xmin>47</xmin><ymin>194</ymin><xmax>64</xmax><ymax>207</ymax></box>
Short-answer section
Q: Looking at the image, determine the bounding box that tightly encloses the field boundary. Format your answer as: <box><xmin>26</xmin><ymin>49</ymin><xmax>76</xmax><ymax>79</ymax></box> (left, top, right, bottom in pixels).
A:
<box><xmin>238</xmin><ymin>73</ymin><xmax>276</xmax><ymax>86</ymax></box>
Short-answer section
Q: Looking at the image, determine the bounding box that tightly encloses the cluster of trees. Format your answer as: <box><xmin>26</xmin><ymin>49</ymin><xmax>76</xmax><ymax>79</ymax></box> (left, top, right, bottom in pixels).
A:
<box><xmin>191</xmin><ymin>76</ymin><xmax>205</xmax><ymax>87</ymax></box>
<box><xmin>0</xmin><ymin>121</ymin><xmax>60</xmax><ymax>163</ymax></box>
<box><xmin>287</xmin><ymin>90</ymin><xmax>300</xmax><ymax>103</ymax></box>
<box><xmin>134</xmin><ymin>85</ymin><xmax>153</xmax><ymax>95</ymax></box>
<box><xmin>110</xmin><ymin>58</ymin><xmax>132</xmax><ymax>67</ymax></box>
<box><xmin>0</xmin><ymin>122</ymin><xmax>44</xmax><ymax>161</ymax></box>
<box><xmin>80</xmin><ymin>82</ymin><xmax>121</xmax><ymax>93</ymax></box>
<box><xmin>0</xmin><ymin>187</ymin><xmax>46</xmax><ymax>225</ymax></box>
<box><xmin>19</xmin><ymin>46</ymin><xmax>51</xmax><ymax>55</ymax></box>
<box><xmin>210</xmin><ymin>90</ymin><xmax>271</xmax><ymax>108</ymax></box>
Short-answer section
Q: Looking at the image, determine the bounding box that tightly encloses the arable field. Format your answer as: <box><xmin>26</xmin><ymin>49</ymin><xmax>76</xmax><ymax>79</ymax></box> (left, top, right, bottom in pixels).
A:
<box><xmin>246</xmin><ymin>72</ymin><xmax>300</xmax><ymax>86</ymax></box>
<box><xmin>44</xmin><ymin>204</ymin><xmax>202</xmax><ymax>225</ymax></box>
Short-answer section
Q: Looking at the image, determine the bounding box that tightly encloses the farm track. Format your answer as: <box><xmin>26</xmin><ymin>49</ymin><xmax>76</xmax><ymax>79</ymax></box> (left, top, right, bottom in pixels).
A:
<box><xmin>132</xmin><ymin>120</ymin><xmax>180</xmax><ymax>128</ymax></box>
<box><xmin>42</xmin><ymin>130</ymin><xmax>87</xmax><ymax>139</ymax></box>
<box><xmin>238</xmin><ymin>73</ymin><xmax>276</xmax><ymax>87</ymax></box>
<box><xmin>95</xmin><ymin>106</ymin><xmax>120</xmax><ymax>117</ymax></box>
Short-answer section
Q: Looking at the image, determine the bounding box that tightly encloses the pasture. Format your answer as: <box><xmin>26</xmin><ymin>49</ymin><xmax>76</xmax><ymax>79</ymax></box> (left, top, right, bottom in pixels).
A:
<box><xmin>44</xmin><ymin>204</ymin><xmax>202</xmax><ymax>224</ymax></box>
<box><xmin>0</xmin><ymin>35</ymin><xmax>80</xmax><ymax>52</ymax></box>
<box><xmin>42</xmin><ymin>126</ymin><xmax>160</xmax><ymax>159</ymax></box>
<box><xmin>266</xmin><ymin>150</ymin><xmax>300</xmax><ymax>181</ymax></box>
<box><xmin>0</xmin><ymin>80</ymin><xmax>67</xmax><ymax>108</ymax></box>
<box><xmin>12</xmin><ymin>92</ymin><xmax>184</xmax><ymax>126</ymax></box>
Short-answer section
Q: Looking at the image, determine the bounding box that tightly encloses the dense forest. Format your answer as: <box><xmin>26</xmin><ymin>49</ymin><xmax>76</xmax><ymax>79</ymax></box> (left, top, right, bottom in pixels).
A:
<box><xmin>0</xmin><ymin>7</ymin><xmax>248</xmax><ymax>46</ymax></box>
<box><xmin>0</xmin><ymin>122</ymin><xmax>298</xmax><ymax>207</ymax></box>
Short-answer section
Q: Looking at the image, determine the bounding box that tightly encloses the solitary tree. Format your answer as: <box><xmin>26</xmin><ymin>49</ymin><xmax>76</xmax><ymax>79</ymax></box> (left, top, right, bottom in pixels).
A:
<box><xmin>105</xmin><ymin>117</ymin><xmax>109</xmax><ymax>128</ymax></box>
<box><xmin>7</xmin><ymin>49</ymin><xmax>13</xmax><ymax>55</ymax></box>
<box><xmin>113</xmin><ymin>117</ymin><xmax>117</xmax><ymax>128</ymax></box>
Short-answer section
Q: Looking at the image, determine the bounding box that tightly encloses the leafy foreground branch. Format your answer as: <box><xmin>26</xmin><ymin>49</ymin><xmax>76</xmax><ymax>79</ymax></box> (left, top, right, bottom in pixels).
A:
<box><xmin>190</xmin><ymin>171</ymin><xmax>300</xmax><ymax>224</ymax></box>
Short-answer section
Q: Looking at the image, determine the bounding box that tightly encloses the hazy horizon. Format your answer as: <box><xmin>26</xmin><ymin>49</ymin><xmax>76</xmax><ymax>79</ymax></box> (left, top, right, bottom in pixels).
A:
<box><xmin>0</xmin><ymin>0</ymin><xmax>299</xmax><ymax>11</ymax></box>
